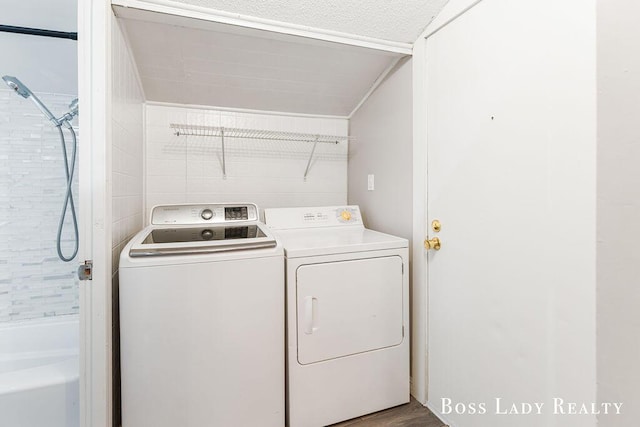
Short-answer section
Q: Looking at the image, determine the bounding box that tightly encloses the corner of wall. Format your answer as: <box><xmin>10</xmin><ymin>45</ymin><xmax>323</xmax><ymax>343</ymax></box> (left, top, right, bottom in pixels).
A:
<box><xmin>347</xmin><ymin>50</ymin><xmax>421</xmax><ymax>401</ymax></box>
<box><xmin>111</xmin><ymin>13</ymin><xmax>146</xmax><ymax>427</ymax></box>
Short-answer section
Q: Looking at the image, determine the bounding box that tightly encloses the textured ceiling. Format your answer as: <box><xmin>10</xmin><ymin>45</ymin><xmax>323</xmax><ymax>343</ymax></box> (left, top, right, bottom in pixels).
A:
<box><xmin>116</xmin><ymin>7</ymin><xmax>403</xmax><ymax>115</ymax></box>
<box><xmin>159</xmin><ymin>0</ymin><xmax>450</xmax><ymax>43</ymax></box>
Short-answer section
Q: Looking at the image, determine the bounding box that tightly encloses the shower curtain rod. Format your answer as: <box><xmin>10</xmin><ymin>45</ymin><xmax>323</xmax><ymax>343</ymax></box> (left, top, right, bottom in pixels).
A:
<box><xmin>0</xmin><ymin>25</ymin><xmax>77</xmax><ymax>40</ymax></box>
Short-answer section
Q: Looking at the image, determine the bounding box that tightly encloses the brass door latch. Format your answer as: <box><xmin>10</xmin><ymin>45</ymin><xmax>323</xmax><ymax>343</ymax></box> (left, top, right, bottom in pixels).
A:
<box><xmin>425</xmin><ymin>219</ymin><xmax>442</xmax><ymax>250</ymax></box>
<box><xmin>424</xmin><ymin>237</ymin><xmax>441</xmax><ymax>251</ymax></box>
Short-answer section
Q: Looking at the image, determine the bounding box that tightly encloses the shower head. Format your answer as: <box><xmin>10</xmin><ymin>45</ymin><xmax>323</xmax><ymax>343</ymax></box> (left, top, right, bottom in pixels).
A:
<box><xmin>2</xmin><ymin>75</ymin><xmax>59</xmax><ymax>125</ymax></box>
<box><xmin>69</xmin><ymin>98</ymin><xmax>78</xmax><ymax>116</ymax></box>
<box><xmin>2</xmin><ymin>75</ymin><xmax>30</xmax><ymax>98</ymax></box>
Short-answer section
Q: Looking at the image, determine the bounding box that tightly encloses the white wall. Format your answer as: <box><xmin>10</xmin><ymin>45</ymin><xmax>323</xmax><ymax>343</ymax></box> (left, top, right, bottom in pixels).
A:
<box><xmin>347</xmin><ymin>56</ymin><xmax>415</xmax><ymax>391</ymax></box>
<box><xmin>145</xmin><ymin>104</ymin><xmax>348</xmax><ymax>220</ymax></box>
<box><xmin>0</xmin><ymin>0</ymin><xmax>77</xmax><ymax>95</ymax></box>
<box><xmin>348</xmin><ymin>58</ymin><xmax>413</xmax><ymax>240</ymax></box>
<box><xmin>110</xmin><ymin>16</ymin><xmax>145</xmax><ymax>427</ymax></box>
<box><xmin>597</xmin><ymin>0</ymin><xmax>640</xmax><ymax>425</ymax></box>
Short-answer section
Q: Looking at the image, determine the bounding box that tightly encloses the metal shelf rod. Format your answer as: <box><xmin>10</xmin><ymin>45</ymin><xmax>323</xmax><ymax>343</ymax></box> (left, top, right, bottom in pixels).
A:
<box><xmin>304</xmin><ymin>137</ymin><xmax>320</xmax><ymax>181</ymax></box>
<box><xmin>0</xmin><ymin>24</ymin><xmax>77</xmax><ymax>40</ymax></box>
<box><xmin>221</xmin><ymin>128</ymin><xmax>226</xmax><ymax>179</ymax></box>
<box><xmin>171</xmin><ymin>124</ymin><xmax>348</xmax><ymax>179</ymax></box>
<box><xmin>171</xmin><ymin>124</ymin><xmax>348</xmax><ymax>144</ymax></box>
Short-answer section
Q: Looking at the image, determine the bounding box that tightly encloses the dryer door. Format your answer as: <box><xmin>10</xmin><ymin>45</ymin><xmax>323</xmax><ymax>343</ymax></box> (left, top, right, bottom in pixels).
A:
<box><xmin>296</xmin><ymin>256</ymin><xmax>403</xmax><ymax>365</ymax></box>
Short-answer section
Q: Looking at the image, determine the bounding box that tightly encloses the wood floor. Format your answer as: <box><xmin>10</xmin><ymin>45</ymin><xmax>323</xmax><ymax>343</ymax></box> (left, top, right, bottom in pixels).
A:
<box><xmin>330</xmin><ymin>399</ymin><xmax>446</xmax><ymax>427</ymax></box>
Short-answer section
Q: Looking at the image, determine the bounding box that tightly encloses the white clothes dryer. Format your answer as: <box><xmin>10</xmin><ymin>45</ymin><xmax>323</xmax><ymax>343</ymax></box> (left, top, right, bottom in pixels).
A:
<box><xmin>264</xmin><ymin>205</ymin><xmax>409</xmax><ymax>427</ymax></box>
<box><xmin>119</xmin><ymin>203</ymin><xmax>284</xmax><ymax>427</ymax></box>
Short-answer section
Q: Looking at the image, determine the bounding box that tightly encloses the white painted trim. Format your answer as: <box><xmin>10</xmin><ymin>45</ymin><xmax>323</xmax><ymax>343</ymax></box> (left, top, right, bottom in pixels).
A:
<box><xmin>145</xmin><ymin>100</ymin><xmax>350</xmax><ymax>120</ymax></box>
<box><xmin>423</xmin><ymin>0</ymin><xmax>485</xmax><ymax>40</ymax></box>
<box><xmin>409</xmin><ymin>36</ymin><xmax>428</xmax><ymax>405</ymax></box>
<box><xmin>348</xmin><ymin>56</ymin><xmax>406</xmax><ymax>119</ymax></box>
<box><xmin>78</xmin><ymin>0</ymin><xmax>113</xmax><ymax>426</ymax></box>
<box><xmin>77</xmin><ymin>3</ymin><xmax>91</xmax><ymax>426</ymax></box>
<box><xmin>142</xmin><ymin>105</ymin><xmax>148</xmax><ymax>227</ymax></box>
<box><xmin>111</xmin><ymin>0</ymin><xmax>413</xmax><ymax>55</ymax></box>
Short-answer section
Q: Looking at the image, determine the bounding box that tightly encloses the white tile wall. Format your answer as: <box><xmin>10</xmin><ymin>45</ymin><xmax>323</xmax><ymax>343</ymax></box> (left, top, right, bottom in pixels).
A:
<box><xmin>111</xmin><ymin>16</ymin><xmax>144</xmax><ymax>425</ymax></box>
<box><xmin>145</xmin><ymin>104</ymin><xmax>348</xmax><ymax>221</ymax></box>
<box><xmin>0</xmin><ymin>88</ymin><xmax>79</xmax><ymax>322</ymax></box>
<box><xmin>111</xmin><ymin>17</ymin><xmax>145</xmax><ymax>427</ymax></box>
<box><xmin>111</xmin><ymin>18</ymin><xmax>144</xmax><ymax>275</ymax></box>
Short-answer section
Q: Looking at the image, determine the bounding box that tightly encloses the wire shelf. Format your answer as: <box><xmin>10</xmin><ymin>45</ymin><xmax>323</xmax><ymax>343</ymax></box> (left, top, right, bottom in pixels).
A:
<box><xmin>169</xmin><ymin>124</ymin><xmax>349</xmax><ymax>180</ymax></box>
<box><xmin>170</xmin><ymin>124</ymin><xmax>348</xmax><ymax>144</ymax></box>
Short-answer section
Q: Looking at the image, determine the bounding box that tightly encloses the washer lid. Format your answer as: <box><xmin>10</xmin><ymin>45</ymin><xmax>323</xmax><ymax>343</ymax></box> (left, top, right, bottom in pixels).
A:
<box><xmin>128</xmin><ymin>223</ymin><xmax>277</xmax><ymax>257</ymax></box>
<box><xmin>272</xmin><ymin>227</ymin><xmax>407</xmax><ymax>258</ymax></box>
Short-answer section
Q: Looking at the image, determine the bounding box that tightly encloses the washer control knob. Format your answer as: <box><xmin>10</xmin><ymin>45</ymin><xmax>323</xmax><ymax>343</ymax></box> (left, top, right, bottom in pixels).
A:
<box><xmin>201</xmin><ymin>229</ymin><xmax>214</xmax><ymax>240</ymax></box>
<box><xmin>341</xmin><ymin>210</ymin><xmax>352</xmax><ymax>221</ymax></box>
<box><xmin>201</xmin><ymin>209</ymin><xmax>214</xmax><ymax>220</ymax></box>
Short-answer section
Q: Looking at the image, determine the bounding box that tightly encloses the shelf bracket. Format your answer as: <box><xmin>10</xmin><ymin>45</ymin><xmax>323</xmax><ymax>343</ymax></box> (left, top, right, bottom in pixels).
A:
<box><xmin>221</xmin><ymin>127</ymin><xmax>226</xmax><ymax>179</ymax></box>
<box><xmin>303</xmin><ymin>136</ymin><xmax>320</xmax><ymax>181</ymax></box>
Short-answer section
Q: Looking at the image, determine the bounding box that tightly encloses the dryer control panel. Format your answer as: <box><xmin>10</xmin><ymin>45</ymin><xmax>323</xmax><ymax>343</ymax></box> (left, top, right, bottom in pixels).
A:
<box><xmin>151</xmin><ymin>203</ymin><xmax>259</xmax><ymax>225</ymax></box>
<box><xmin>264</xmin><ymin>206</ymin><xmax>363</xmax><ymax>230</ymax></box>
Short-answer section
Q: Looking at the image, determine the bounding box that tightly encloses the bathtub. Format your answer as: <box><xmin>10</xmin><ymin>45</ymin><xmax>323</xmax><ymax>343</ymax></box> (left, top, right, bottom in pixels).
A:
<box><xmin>0</xmin><ymin>317</ymin><xmax>79</xmax><ymax>427</ymax></box>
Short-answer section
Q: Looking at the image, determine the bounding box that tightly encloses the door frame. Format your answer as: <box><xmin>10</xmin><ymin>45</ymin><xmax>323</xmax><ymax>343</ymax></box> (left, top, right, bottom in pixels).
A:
<box><xmin>78</xmin><ymin>0</ymin><xmax>113</xmax><ymax>426</ymax></box>
<box><xmin>410</xmin><ymin>37</ymin><xmax>428</xmax><ymax>404</ymax></box>
<box><xmin>79</xmin><ymin>0</ymin><xmax>439</xmax><ymax>422</ymax></box>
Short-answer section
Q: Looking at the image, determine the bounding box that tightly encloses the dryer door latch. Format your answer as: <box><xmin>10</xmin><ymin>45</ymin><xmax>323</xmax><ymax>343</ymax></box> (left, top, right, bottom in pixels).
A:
<box><xmin>77</xmin><ymin>260</ymin><xmax>93</xmax><ymax>281</ymax></box>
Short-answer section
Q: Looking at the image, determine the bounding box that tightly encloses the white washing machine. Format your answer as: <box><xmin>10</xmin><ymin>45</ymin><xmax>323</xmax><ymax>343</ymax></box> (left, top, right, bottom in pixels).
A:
<box><xmin>119</xmin><ymin>203</ymin><xmax>284</xmax><ymax>427</ymax></box>
<box><xmin>264</xmin><ymin>205</ymin><xmax>409</xmax><ymax>427</ymax></box>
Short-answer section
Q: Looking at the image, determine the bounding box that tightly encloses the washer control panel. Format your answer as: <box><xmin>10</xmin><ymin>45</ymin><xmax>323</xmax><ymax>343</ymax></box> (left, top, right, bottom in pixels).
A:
<box><xmin>264</xmin><ymin>206</ymin><xmax>363</xmax><ymax>230</ymax></box>
<box><xmin>151</xmin><ymin>203</ymin><xmax>258</xmax><ymax>225</ymax></box>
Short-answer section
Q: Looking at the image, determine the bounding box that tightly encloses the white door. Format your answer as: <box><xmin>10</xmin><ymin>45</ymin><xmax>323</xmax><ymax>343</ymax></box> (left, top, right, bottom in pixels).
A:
<box><xmin>296</xmin><ymin>257</ymin><xmax>403</xmax><ymax>365</ymax></box>
<box><xmin>424</xmin><ymin>1</ymin><xmax>596</xmax><ymax>427</ymax></box>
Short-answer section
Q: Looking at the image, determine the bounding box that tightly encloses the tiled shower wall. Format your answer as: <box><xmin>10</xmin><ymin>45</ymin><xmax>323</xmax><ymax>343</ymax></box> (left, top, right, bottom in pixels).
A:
<box><xmin>145</xmin><ymin>104</ymin><xmax>348</xmax><ymax>220</ymax></box>
<box><xmin>0</xmin><ymin>88</ymin><xmax>79</xmax><ymax>323</ymax></box>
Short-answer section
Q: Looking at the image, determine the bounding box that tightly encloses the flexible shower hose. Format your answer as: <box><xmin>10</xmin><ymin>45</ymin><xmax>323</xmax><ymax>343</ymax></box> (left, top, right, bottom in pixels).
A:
<box><xmin>55</xmin><ymin>121</ymin><xmax>78</xmax><ymax>262</ymax></box>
